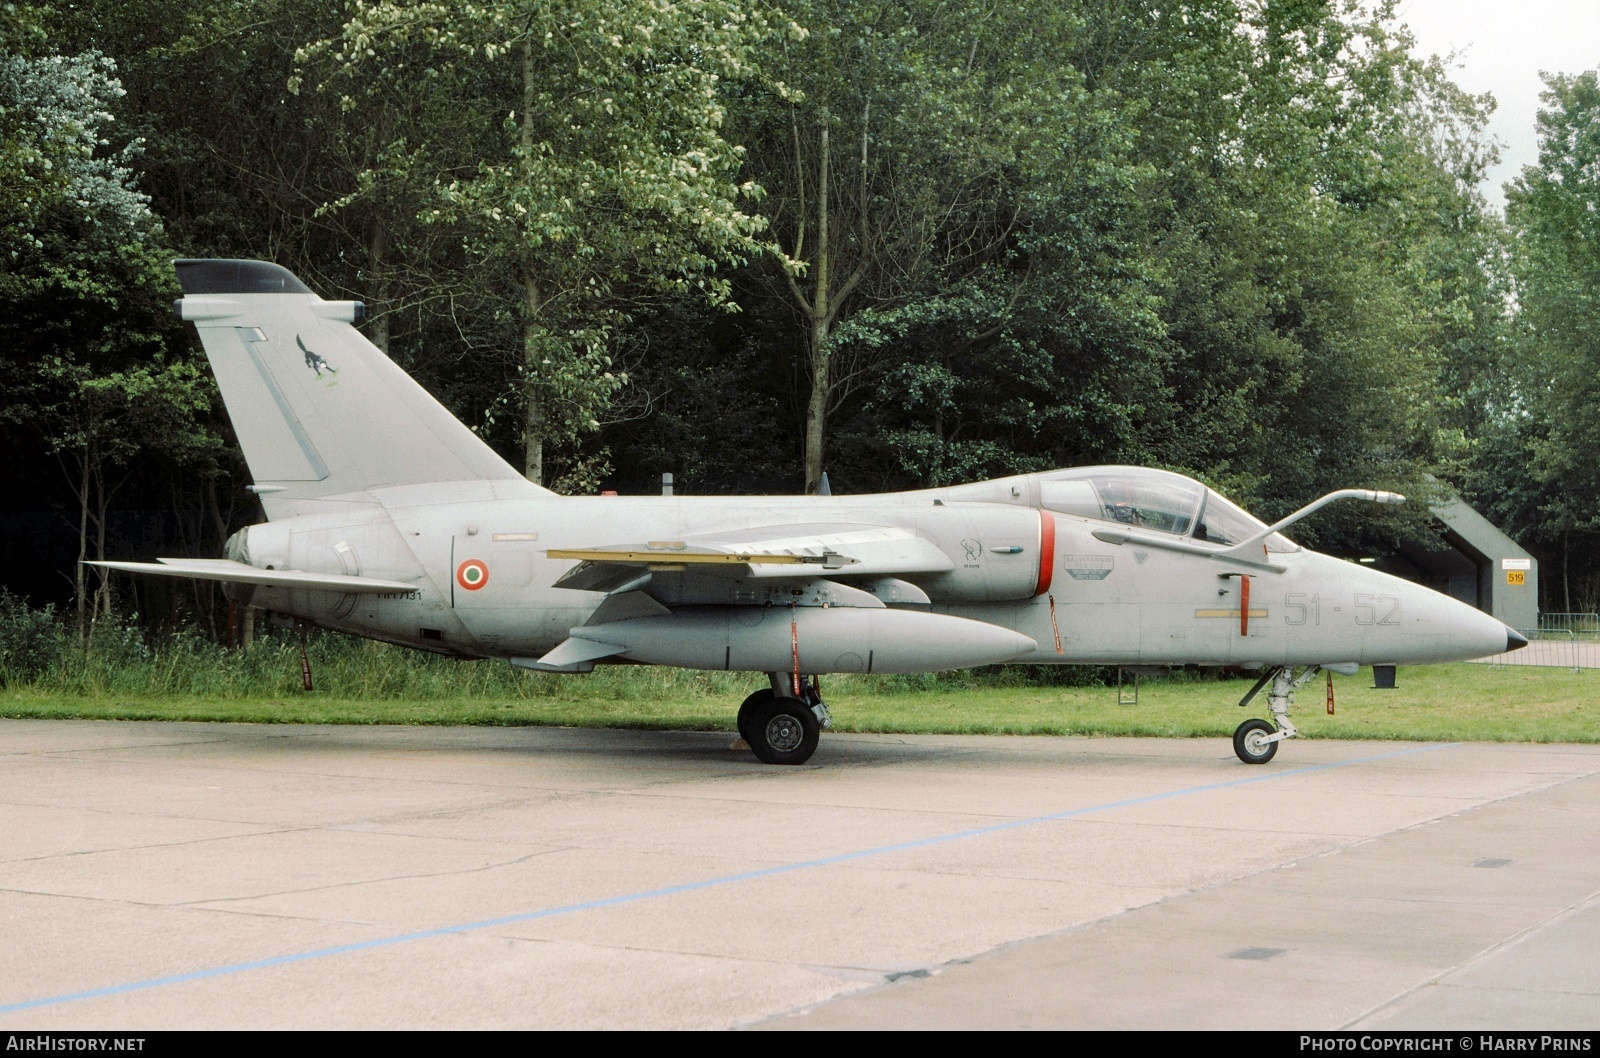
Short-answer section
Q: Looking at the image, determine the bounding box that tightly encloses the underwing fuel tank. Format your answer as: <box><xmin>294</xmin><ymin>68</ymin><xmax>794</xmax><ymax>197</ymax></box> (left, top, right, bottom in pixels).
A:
<box><xmin>577</xmin><ymin>606</ymin><xmax>1038</xmax><ymax>674</ymax></box>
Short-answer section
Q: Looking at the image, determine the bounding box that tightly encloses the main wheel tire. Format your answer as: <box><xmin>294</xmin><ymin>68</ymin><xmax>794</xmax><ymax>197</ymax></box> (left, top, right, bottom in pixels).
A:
<box><xmin>737</xmin><ymin>688</ymin><xmax>775</xmax><ymax>744</ymax></box>
<box><xmin>748</xmin><ymin>696</ymin><xmax>820</xmax><ymax>765</ymax></box>
<box><xmin>1233</xmin><ymin>718</ymin><xmax>1279</xmax><ymax>765</ymax></box>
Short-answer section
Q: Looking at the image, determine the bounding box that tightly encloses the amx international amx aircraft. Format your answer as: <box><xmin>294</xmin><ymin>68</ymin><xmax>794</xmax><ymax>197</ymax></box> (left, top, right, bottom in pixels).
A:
<box><xmin>96</xmin><ymin>260</ymin><xmax>1528</xmax><ymax>766</ymax></box>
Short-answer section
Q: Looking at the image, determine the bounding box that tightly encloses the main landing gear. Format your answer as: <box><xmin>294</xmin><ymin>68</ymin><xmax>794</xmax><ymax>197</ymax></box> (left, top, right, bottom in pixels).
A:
<box><xmin>1232</xmin><ymin>664</ymin><xmax>1322</xmax><ymax>765</ymax></box>
<box><xmin>737</xmin><ymin>675</ymin><xmax>832</xmax><ymax>765</ymax></box>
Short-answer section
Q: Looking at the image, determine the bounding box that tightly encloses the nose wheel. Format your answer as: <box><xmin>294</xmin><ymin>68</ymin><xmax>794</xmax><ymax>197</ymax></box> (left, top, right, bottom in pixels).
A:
<box><xmin>1233</xmin><ymin>718</ymin><xmax>1279</xmax><ymax>764</ymax></box>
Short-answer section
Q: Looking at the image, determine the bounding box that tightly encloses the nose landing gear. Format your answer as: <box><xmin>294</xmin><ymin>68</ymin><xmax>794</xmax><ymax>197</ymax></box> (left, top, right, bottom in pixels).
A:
<box><xmin>1232</xmin><ymin>664</ymin><xmax>1321</xmax><ymax>764</ymax></box>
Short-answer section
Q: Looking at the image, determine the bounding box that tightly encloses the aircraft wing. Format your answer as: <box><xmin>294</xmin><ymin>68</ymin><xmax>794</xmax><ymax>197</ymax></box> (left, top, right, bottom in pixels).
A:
<box><xmin>89</xmin><ymin>559</ymin><xmax>418</xmax><ymax>594</ymax></box>
<box><xmin>549</xmin><ymin>523</ymin><xmax>953</xmax><ymax>591</ymax></box>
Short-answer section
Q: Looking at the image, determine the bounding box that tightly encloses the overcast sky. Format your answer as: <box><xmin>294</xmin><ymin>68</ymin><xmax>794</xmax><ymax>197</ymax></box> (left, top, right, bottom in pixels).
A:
<box><xmin>1394</xmin><ymin>0</ymin><xmax>1600</xmax><ymax>213</ymax></box>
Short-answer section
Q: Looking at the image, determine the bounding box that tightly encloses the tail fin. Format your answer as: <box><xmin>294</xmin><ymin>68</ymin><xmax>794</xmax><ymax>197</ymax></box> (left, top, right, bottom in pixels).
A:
<box><xmin>174</xmin><ymin>259</ymin><xmax>543</xmax><ymax>517</ymax></box>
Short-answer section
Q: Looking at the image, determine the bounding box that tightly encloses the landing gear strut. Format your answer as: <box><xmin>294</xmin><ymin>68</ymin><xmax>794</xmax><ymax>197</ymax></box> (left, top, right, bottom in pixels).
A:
<box><xmin>740</xmin><ymin>674</ymin><xmax>831</xmax><ymax>765</ymax></box>
<box><xmin>1232</xmin><ymin>664</ymin><xmax>1321</xmax><ymax>765</ymax></box>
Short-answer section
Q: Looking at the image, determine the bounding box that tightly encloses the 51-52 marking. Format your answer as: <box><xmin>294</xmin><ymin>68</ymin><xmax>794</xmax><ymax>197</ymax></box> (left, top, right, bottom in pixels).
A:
<box><xmin>1285</xmin><ymin>592</ymin><xmax>1400</xmax><ymax>626</ymax></box>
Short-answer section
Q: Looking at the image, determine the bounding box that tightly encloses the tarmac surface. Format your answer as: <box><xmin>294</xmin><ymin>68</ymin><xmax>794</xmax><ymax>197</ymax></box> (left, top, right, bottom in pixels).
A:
<box><xmin>1</xmin><ymin>718</ymin><xmax>1598</xmax><ymax>1030</ymax></box>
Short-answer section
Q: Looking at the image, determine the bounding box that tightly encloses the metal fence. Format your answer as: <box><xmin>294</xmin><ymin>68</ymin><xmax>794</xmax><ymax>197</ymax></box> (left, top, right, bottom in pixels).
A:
<box><xmin>1536</xmin><ymin>613</ymin><xmax>1600</xmax><ymax>639</ymax></box>
<box><xmin>1478</xmin><ymin>627</ymin><xmax>1583</xmax><ymax>672</ymax></box>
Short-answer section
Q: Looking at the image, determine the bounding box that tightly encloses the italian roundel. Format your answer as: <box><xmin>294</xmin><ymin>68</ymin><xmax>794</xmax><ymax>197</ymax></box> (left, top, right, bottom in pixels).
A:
<box><xmin>456</xmin><ymin>559</ymin><xmax>490</xmax><ymax>591</ymax></box>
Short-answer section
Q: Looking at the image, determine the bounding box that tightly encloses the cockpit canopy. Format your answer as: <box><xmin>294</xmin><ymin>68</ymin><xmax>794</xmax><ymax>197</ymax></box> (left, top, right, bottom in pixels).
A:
<box><xmin>1035</xmin><ymin>466</ymin><xmax>1297</xmax><ymax>552</ymax></box>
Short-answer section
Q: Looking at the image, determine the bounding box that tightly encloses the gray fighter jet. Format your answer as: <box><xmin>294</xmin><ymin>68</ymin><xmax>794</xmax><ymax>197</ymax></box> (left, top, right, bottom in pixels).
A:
<box><xmin>94</xmin><ymin>259</ymin><xmax>1528</xmax><ymax>766</ymax></box>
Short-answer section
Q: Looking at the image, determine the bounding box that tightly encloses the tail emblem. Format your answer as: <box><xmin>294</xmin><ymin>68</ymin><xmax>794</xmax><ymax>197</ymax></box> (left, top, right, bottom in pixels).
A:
<box><xmin>297</xmin><ymin>335</ymin><xmax>339</xmax><ymax>379</ymax></box>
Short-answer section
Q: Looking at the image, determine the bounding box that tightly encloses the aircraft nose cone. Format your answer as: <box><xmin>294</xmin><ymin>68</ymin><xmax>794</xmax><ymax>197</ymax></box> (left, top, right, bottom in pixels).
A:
<box><xmin>1505</xmin><ymin>627</ymin><xmax>1530</xmax><ymax>653</ymax></box>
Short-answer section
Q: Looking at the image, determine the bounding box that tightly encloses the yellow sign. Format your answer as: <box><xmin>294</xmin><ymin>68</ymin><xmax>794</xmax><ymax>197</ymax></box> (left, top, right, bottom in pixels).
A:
<box><xmin>1507</xmin><ymin>570</ymin><xmax>1526</xmax><ymax>586</ymax></box>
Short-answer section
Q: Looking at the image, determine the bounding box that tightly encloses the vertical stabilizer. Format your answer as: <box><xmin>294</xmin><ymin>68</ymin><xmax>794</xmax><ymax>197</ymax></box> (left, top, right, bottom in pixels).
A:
<box><xmin>173</xmin><ymin>259</ymin><xmax>544</xmax><ymax>517</ymax></box>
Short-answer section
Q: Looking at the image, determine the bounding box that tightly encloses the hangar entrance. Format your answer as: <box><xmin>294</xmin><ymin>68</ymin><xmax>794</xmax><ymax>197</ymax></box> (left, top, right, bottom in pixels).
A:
<box><xmin>1373</xmin><ymin>495</ymin><xmax>1538</xmax><ymax>631</ymax></box>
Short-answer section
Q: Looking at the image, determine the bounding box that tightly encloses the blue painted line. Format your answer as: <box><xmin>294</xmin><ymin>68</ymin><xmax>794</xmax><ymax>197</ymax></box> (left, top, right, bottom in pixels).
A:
<box><xmin>0</xmin><ymin>741</ymin><xmax>1456</xmax><ymax>1014</ymax></box>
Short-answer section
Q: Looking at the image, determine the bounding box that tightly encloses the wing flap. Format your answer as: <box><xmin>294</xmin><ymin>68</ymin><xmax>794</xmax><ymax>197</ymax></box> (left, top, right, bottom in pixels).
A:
<box><xmin>90</xmin><ymin>559</ymin><xmax>418</xmax><ymax>594</ymax></box>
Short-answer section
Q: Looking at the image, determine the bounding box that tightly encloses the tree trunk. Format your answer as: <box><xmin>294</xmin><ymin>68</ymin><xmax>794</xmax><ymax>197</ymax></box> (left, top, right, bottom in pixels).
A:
<box><xmin>803</xmin><ymin>122</ymin><xmax>831</xmax><ymax>495</ymax></box>
<box><xmin>521</xmin><ymin>278</ymin><xmax>546</xmax><ymax>486</ymax></box>
<box><xmin>519</xmin><ymin>38</ymin><xmax>545</xmax><ymax>487</ymax></box>
<box><xmin>804</xmin><ymin>317</ymin><xmax>830</xmax><ymax>495</ymax></box>
<box><xmin>368</xmin><ymin>220</ymin><xmax>391</xmax><ymax>354</ymax></box>
<box><xmin>93</xmin><ymin>463</ymin><xmax>111</xmax><ymax>620</ymax></box>
<box><xmin>1564</xmin><ymin>532</ymin><xmax>1571</xmax><ymax>614</ymax></box>
<box><xmin>206</xmin><ymin>474</ymin><xmax>230</xmax><ymax>555</ymax></box>
<box><xmin>74</xmin><ymin>448</ymin><xmax>90</xmax><ymax>639</ymax></box>
<box><xmin>367</xmin><ymin>106</ymin><xmax>393</xmax><ymax>355</ymax></box>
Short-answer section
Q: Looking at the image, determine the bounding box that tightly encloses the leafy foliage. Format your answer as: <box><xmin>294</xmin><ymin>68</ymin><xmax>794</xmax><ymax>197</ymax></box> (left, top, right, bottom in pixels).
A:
<box><xmin>1</xmin><ymin>0</ymin><xmax>1580</xmax><ymax>623</ymax></box>
<box><xmin>0</xmin><ymin>17</ymin><xmax>221</xmax><ymax>624</ymax></box>
<box><xmin>295</xmin><ymin>0</ymin><xmax>778</xmax><ymax>484</ymax></box>
<box><xmin>1496</xmin><ymin>71</ymin><xmax>1600</xmax><ymax>610</ymax></box>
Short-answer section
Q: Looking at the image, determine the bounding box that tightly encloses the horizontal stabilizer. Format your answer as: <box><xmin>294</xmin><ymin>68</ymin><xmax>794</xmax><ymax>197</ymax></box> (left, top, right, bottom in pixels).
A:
<box><xmin>89</xmin><ymin>559</ymin><xmax>418</xmax><ymax>594</ymax></box>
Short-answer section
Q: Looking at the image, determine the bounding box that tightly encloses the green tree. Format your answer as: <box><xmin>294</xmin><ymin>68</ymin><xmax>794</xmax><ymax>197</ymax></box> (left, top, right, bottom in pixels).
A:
<box><xmin>0</xmin><ymin>21</ymin><xmax>219</xmax><ymax>628</ymax></box>
<box><xmin>1042</xmin><ymin>1</ymin><xmax>1493</xmax><ymax>545</ymax></box>
<box><xmin>1502</xmin><ymin>70</ymin><xmax>1600</xmax><ymax>609</ymax></box>
<box><xmin>298</xmin><ymin>0</ymin><xmax>776</xmax><ymax>487</ymax></box>
<box><xmin>741</xmin><ymin>0</ymin><xmax>1110</xmax><ymax>492</ymax></box>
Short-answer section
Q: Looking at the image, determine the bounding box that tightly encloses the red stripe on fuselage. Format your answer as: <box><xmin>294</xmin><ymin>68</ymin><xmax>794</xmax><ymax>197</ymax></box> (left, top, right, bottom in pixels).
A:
<box><xmin>1035</xmin><ymin>510</ymin><xmax>1056</xmax><ymax>596</ymax></box>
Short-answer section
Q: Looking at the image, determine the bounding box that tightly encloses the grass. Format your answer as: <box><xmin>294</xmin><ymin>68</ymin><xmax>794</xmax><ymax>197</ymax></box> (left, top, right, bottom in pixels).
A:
<box><xmin>831</xmin><ymin>664</ymin><xmax>1600</xmax><ymax>743</ymax></box>
<box><xmin>3</xmin><ymin>595</ymin><xmax>1594</xmax><ymax>742</ymax></box>
<box><xmin>1</xmin><ymin>652</ymin><xmax>1595</xmax><ymax>744</ymax></box>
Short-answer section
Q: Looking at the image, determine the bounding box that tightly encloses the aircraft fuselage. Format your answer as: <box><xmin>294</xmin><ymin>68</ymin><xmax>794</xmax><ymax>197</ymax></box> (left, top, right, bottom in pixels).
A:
<box><xmin>231</xmin><ymin>479</ymin><xmax>1512</xmax><ymax>672</ymax></box>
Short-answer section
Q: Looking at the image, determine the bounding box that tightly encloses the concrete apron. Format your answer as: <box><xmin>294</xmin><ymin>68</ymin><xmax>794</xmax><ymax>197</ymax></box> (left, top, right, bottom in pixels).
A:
<box><xmin>0</xmin><ymin>719</ymin><xmax>1596</xmax><ymax>1030</ymax></box>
